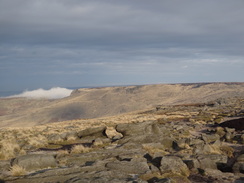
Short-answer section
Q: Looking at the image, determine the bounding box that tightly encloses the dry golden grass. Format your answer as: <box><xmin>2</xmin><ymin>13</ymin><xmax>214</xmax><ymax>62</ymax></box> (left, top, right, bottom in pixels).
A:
<box><xmin>57</xmin><ymin>149</ymin><xmax>69</xmax><ymax>156</ymax></box>
<box><xmin>70</xmin><ymin>145</ymin><xmax>91</xmax><ymax>154</ymax></box>
<box><xmin>66</xmin><ymin>136</ymin><xmax>78</xmax><ymax>142</ymax></box>
<box><xmin>142</xmin><ymin>143</ymin><xmax>169</xmax><ymax>156</ymax></box>
<box><xmin>28</xmin><ymin>135</ymin><xmax>48</xmax><ymax>147</ymax></box>
<box><xmin>93</xmin><ymin>139</ymin><xmax>104</xmax><ymax>147</ymax></box>
<box><xmin>140</xmin><ymin>172</ymin><xmax>163</xmax><ymax>181</ymax></box>
<box><xmin>0</xmin><ymin>140</ymin><xmax>21</xmax><ymax>160</ymax></box>
<box><xmin>220</xmin><ymin>145</ymin><xmax>234</xmax><ymax>158</ymax></box>
<box><xmin>10</xmin><ymin>165</ymin><xmax>27</xmax><ymax>176</ymax></box>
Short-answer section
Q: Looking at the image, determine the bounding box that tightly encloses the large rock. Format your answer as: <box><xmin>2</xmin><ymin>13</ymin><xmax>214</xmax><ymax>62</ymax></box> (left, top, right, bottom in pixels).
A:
<box><xmin>12</xmin><ymin>154</ymin><xmax>57</xmax><ymax>171</ymax></box>
<box><xmin>105</xmin><ymin>158</ymin><xmax>150</xmax><ymax>174</ymax></box>
<box><xmin>160</xmin><ymin>156</ymin><xmax>190</xmax><ymax>177</ymax></box>
<box><xmin>197</xmin><ymin>154</ymin><xmax>228</xmax><ymax>170</ymax></box>
<box><xmin>160</xmin><ymin>137</ymin><xmax>175</xmax><ymax>149</ymax></box>
<box><xmin>77</xmin><ymin>126</ymin><xmax>106</xmax><ymax>138</ymax></box>
<box><xmin>116</xmin><ymin>121</ymin><xmax>160</xmax><ymax>137</ymax></box>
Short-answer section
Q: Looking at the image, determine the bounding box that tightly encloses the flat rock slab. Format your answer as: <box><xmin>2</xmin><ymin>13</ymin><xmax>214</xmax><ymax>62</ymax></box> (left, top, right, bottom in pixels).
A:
<box><xmin>77</xmin><ymin>126</ymin><xmax>106</xmax><ymax>138</ymax></box>
<box><xmin>106</xmin><ymin>160</ymin><xmax>150</xmax><ymax>174</ymax></box>
<box><xmin>12</xmin><ymin>154</ymin><xmax>57</xmax><ymax>171</ymax></box>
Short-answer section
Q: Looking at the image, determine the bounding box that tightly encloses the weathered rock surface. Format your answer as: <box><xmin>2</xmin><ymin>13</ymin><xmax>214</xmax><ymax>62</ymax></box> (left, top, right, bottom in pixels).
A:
<box><xmin>12</xmin><ymin>154</ymin><xmax>57</xmax><ymax>171</ymax></box>
<box><xmin>160</xmin><ymin>156</ymin><xmax>190</xmax><ymax>176</ymax></box>
<box><xmin>77</xmin><ymin>126</ymin><xmax>106</xmax><ymax>138</ymax></box>
<box><xmin>106</xmin><ymin>159</ymin><xmax>150</xmax><ymax>174</ymax></box>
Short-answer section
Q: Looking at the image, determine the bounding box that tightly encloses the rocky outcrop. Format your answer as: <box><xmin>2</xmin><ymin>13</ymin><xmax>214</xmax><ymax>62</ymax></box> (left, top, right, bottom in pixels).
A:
<box><xmin>1</xmin><ymin>97</ymin><xmax>243</xmax><ymax>182</ymax></box>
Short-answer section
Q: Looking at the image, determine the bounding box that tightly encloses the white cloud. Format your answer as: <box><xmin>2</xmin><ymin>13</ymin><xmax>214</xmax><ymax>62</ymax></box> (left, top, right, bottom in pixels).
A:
<box><xmin>8</xmin><ymin>87</ymin><xmax>73</xmax><ymax>99</ymax></box>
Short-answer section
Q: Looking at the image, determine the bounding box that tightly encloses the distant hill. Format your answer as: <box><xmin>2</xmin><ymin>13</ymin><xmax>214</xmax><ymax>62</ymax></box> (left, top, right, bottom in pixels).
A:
<box><xmin>0</xmin><ymin>82</ymin><xmax>244</xmax><ymax>127</ymax></box>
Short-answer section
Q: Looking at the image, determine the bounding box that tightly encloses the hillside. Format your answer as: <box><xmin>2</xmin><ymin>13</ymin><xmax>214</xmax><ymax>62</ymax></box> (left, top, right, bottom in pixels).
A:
<box><xmin>1</xmin><ymin>82</ymin><xmax>244</xmax><ymax>127</ymax></box>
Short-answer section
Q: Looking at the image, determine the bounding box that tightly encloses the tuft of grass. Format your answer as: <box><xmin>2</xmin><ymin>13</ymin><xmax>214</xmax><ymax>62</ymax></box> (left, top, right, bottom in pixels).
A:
<box><xmin>70</xmin><ymin>145</ymin><xmax>91</xmax><ymax>154</ymax></box>
<box><xmin>66</xmin><ymin>136</ymin><xmax>78</xmax><ymax>142</ymax></box>
<box><xmin>27</xmin><ymin>135</ymin><xmax>48</xmax><ymax>148</ymax></box>
<box><xmin>0</xmin><ymin>141</ymin><xmax>20</xmax><ymax>160</ymax></box>
<box><xmin>57</xmin><ymin>149</ymin><xmax>69</xmax><ymax>156</ymax></box>
<box><xmin>214</xmin><ymin>117</ymin><xmax>222</xmax><ymax>123</ymax></box>
<box><xmin>220</xmin><ymin>145</ymin><xmax>234</xmax><ymax>158</ymax></box>
<box><xmin>10</xmin><ymin>165</ymin><xmax>27</xmax><ymax>176</ymax></box>
<box><xmin>142</xmin><ymin>143</ymin><xmax>168</xmax><ymax>156</ymax></box>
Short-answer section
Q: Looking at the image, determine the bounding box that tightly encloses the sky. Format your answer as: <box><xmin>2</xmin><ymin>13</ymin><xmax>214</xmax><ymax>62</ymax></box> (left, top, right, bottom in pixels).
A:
<box><xmin>0</xmin><ymin>0</ymin><xmax>244</xmax><ymax>91</ymax></box>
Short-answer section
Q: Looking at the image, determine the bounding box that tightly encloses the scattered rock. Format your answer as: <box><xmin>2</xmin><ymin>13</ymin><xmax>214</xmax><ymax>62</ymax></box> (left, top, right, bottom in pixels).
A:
<box><xmin>2</xmin><ymin>96</ymin><xmax>244</xmax><ymax>182</ymax></box>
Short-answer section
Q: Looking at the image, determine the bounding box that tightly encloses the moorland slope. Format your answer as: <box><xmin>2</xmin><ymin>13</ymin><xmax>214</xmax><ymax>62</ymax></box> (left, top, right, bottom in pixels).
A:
<box><xmin>1</xmin><ymin>82</ymin><xmax>244</xmax><ymax>127</ymax></box>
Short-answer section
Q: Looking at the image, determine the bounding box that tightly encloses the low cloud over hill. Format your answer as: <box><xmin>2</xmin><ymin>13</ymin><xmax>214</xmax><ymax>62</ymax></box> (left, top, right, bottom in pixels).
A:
<box><xmin>0</xmin><ymin>82</ymin><xmax>244</xmax><ymax>127</ymax></box>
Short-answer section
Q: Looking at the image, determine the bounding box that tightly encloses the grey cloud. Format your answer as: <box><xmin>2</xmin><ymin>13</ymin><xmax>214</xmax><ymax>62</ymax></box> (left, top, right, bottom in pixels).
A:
<box><xmin>0</xmin><ymin>0</ymin><xmax>244</xmax><ymax>91</ymax></box>
<box><xmin>1</xmin><ymin>0</ymin><xmax>243</xmax><ymax>46</ymax></box>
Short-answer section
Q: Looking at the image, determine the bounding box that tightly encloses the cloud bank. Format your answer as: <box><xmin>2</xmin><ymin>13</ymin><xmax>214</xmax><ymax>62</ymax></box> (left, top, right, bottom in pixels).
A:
<box><xmin>0</xmin><ymin>0</ymin><xmax>243</xmax><ymax>91</ymax></box>
<box><xmin>8</xmin><ymin>87</ymin><xmax>73</xmax><ymax>99</ymax></box>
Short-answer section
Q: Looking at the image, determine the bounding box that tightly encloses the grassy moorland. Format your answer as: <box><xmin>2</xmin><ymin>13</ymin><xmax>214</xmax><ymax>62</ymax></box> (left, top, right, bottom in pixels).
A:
<box><xmin>0</xmin><ymin>97</ymin><xmax>243</xmax><ymax>182</ymax></box>
<box><xmin>0</xmin><ymin>83</ymin><xmax>244</xmax><ymax>182</ymax></box>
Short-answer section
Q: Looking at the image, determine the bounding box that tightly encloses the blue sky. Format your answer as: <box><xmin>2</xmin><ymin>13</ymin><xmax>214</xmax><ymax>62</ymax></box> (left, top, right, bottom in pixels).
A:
<box><xmin>0</xmin><ymin>0</ymin><xmax>244</xmax><ymax>91</ymax></box>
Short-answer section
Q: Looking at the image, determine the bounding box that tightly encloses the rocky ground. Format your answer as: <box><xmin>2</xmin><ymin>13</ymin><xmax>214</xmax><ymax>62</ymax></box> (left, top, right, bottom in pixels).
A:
<box><xmin>0</xmin><ymin>97</ymin><xmax>244</xmax><ymax>182</ymax></box>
